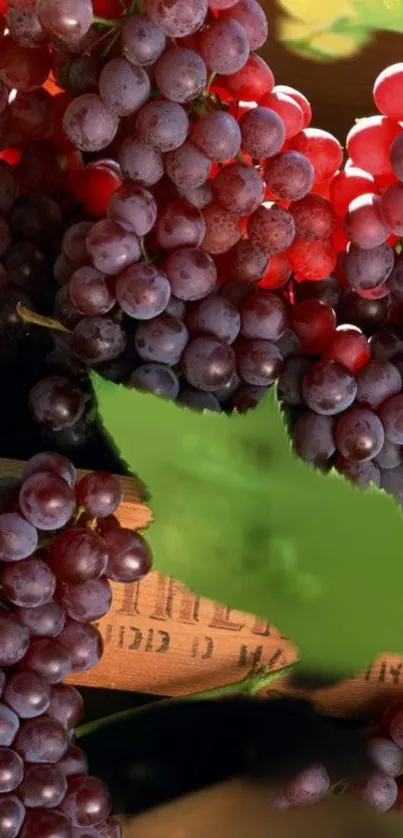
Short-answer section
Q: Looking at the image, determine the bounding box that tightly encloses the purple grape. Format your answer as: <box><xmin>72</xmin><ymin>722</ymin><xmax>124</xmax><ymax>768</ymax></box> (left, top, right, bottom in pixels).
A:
<box><xmin>368</xmin><ymin>737</ymin><xmax>403</xmax><ymax>777</ymax></box>
<box><xmin>240</xmin><ymin>289</ymin><xmax>288</xmax><ymax>341</ymax></box>
<box><xmin>221</xmin><ymin>0</ymin><xmax>268</xmax><ymax>49</ymax></box>
<box><xmin>182</xmin><ymin>336</ymin><xmax>236</xmax><ymax>391</ymax></box>
<box><xmin>99</xmin><ymin>58</ymin><xmax>150</xmax><ymax>118</ymax></box>
<box><xmin>229</xmin><ymin>239</ymin><xmax>270</xmax><ymax>283</ymax></box>
<box><xmin>380</xmin><ymin>465</ymin><xmax>403</xmax><ymax>504</ymax></box>
<box><xmin>36</xmin><ymin>0</ymin><xmax>92</xmax><ymax>41</ymax></box>
<box><xmin>116</xmin><ymin>263</ymin><xmax>171</xmax><ymax>320</ymax></box>
<box><xmin>375</xmin><ymin>440</ymin><xmax>402</xmax><ymax>470</ymax></box>
<box><xmin>336</xmin><ymin>455</ymin><xmax>381</xmax><ymax>488</ymax></box>
<box><xmin>369</xmin><ymin>329</ymin><xmax>403</xmax><ymax>361</ymax></box>
<box><xmin>29</xmin><ymin>376</ymin><xmax>85</xmax><ymax>431</ymax></box>
<box><xmin>187</xmin><ymin>294</ymin><xmax>240</xmax><ymax>343</ymax></box>
<box><xmin>345</xmin><ymin>242</ymin><xmax>394</xmax><ymax>290</ymax></box>
<box><xmin>213</xmin><ymin>372</ymin><xmax>241</xmax><ymax>402</ymax></box>
<box><xmin>146</xmin><ymin>0</ymin><xmax>208</xmax><ymax>37</ymax></box>
<box><xmin>21</xmin><ymin>808</ymin><xmax>71</xmax><ymax>838</ymax></box>
<box><xmin>334</xmin><ymin>406</ymin><xmax>384</xmax><ymax>462</ymax></box>
<box><xmin>63</xmin><ymin>94</ymin><xmax>118</xmax><ymax>153</ymax></box>
<box><xmin>4</xmin><ymin>671</ymin><xmax>51</xmax><ymax>719</ymax></box>
<box><xmin>103</xmin><ymin>528</ymin><xmax>152</xmax><ymax>583</ymax></box>
<box><xmin>155</xmin><ymin>48</ymin><xmax>207</xmax><ymax>103</ymax></box>
<box><xmin>361</xmin><ymin>773</ymin><xmax>398</xmax><ymax>812</ymax></box>
<box><xmin>0</xmin><ymin>512</ymin><xmax>38</xmax><ymax>561</ymax></box>
<box><xmin>164</xmin><ymin>247</ymin><xmax>217</xmax><ymax>301</ymax></box>
<box><xmin>286</xmin><ymin>764</ymin><xmax>330</xmax><ymax>805</ymax></box>
<box><xmin>19</xmin><ymin>471</ymin><xmax>75</xmax><ymax>531</ymax></box>
<box><xmin>23</xmin><ymin>452</ymin><xmax>76</xmax><ymax>488</ymax></box>
<box><xmin>264</xmin><ymin>151</ymin><xmax>315</xmax><ymax>201</ymax></box>
<box><xmin>135</xmin><ymin>313</ymin><xmax>189</xmax><ymax>363</ymax></box>
<box><xmin>129</xmin><ymin>364</ymin><xmax>180</xmax><ymax>399</ymax></box>
<box><xmin>356</xmin><ymin>360</ymin><xmax>402</xmax><ymax>409</ymax></box>
<box><xmin>292</xmin><ymin>412</ymin><xmax>335</xmax><ymax>462</ymax></box>
<box><xmin>61</xmin><ymin>775</ymin><xmax>111</xmax><ymax>827</ymax></box>
<box><xmin>0</xmin><ymin>613</ymin><xmax>30</xmax><ymax>667</ymax></box>
<box><xmin>0</xmin><ymin>705</ymin><xmax>19</xmax><ymax>747</ymax></box>
<box><xmin>179</xmin><ymin>181</ymin><xmax>214</xmax><ymax>210</ymax></box>
<box><xmin>0</xmin><ymin>748</ymin><xmax>23</xmax><ymax>793</ymax></box>
<box><xmin>192</xmin><ymin>111</ymin><xmax>241</xmax><ymax>163</ymax></box>
<box><xmin>240</xmin><ymin>107</ymin><xmax>285</xmax><ymax>159</ymax></box>
<box><xmin>58</xmin><ymin>744</ymin><xmax>88</xmax><ymax>778</ymax></box>
<box><xmin>155</xmin><ymin>200</ymin><xmax>205</xmax><ymax>250</ymax></box>
<box><xmin>213</xmin><ymin>163</ymin><xmax>264</xmax><ymax>215</ymax></box>
<box><xmin>178</xmin><ymin>388</ymin><xmax>221</xmax><ymax>412</ymax></box>
<box><xmin>72</xmin><ymin>317</ymin><xmax>127</xmax><ymax>365</ymax></box>
<box><xmin>58</xmin><ymin>576</ymin><xmax>112</xmax><ymax>623</ymax></box>
<box><xmin>237</xmin><ymin>339</ymin><xmax>284</xmax><ymax>386</ymax></box>
<box><xmin>76</xmin><ymin>472</ymin><xmax>121</xmax><ymax>518</ymax></box>
<box><xmin>135</xmin><ymin>100</ymin><xmax>189</xmax><ymax>152</ymax></box>
<box><xmin>121</xmin><ymin>15</ymin><xmax>166</xmax><ymax>66</ymax></box>
<box><xmin>247</xmin><ymin>204</ymin><xmax>295</xmax><ymax>253</ymax></box>
<box><xmin>14</xmin><ymin>601</ymin><xmax>65</xmax><ymax>639</ymax></box>
<box><xmin>278</xmin><ymin>356</ymin><xmax>312</xmax><ymax>405</ymax></box>
<box><xmin>0</xmin><ymin>794</ymin><xmax>25</xmax><ymax>838</ymax></box>
<box><xmin>118</xmin><ymin>137</ymin><xmax>164</xmax><ymax>186</ymax></box>
<box><xmin>165</xmin><ymin>142</ymin><xmax>211</xmax><ymax>191</ymax></box>
<box><xmin>232</xmin><ymin>383</ymin><xmax>269</xmax><ymax>412</ymax></box>
<box><xmin>48</xmin><ymin>683</ymin><xmax>84</xmax><ymax>730</ymax></box>
<box><xmin>202</xmin><ymin>203</ymin><xmax>242</xmax><ymax>255</ymax></box>
<box><xmin>107</xmin><ymin>183</ymin><xmax>157</xmax><ymax>236</ymax></box>
<box><xmin>21</xmin><ymin>638</ymin><xmax>72</xmax><ymax>685</ymax></box>
<box><xmin>20</xmin><ymin>764</ymin><xmax>67</xmax><ymax>808</ymax></box>
<box><xmin>86</xmin><ymin>220</ymin><xmax>140</xmax><ymax>276</ymax></box>
<box><xmin>380</xmin><ymin>394</ymin><xmax>403</xmax><ymax>444</ymax></box>
<box><xmin>1</xmin><ymin>558</ymin><xmax>56</xmax><ymax>607</ymax></box>
<box><xmin>200</xmin><ymin>18</ymin><xmax>249</xmax><ymax>75</ymax></box>
<box><xmin>68</xmin><ymin>267</ymin><xmax>115</xmax><ymax>317</ymax></box>
<box><xmin>302</xmin><ymin>361</ymin><xmax>357</xmax><ymax>416</ymax></box>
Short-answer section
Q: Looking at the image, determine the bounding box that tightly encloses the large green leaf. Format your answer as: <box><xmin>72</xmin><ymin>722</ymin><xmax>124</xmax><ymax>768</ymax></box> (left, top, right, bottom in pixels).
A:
<box><xmin>92</xmin><ymin>372</ymin><xmax>403</xmax><ymax>676</ymax></box>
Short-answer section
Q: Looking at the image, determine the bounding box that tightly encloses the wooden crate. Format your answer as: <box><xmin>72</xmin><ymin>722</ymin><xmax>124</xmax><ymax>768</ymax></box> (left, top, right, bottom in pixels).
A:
<box><xmin>2</xmin><ymin>459</ymin><xmax>403</xmax><ymax>719</ymax></box>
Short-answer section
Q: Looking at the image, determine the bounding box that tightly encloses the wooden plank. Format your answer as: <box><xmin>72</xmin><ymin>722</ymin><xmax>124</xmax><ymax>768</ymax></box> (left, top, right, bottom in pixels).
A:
<box><xmin>1</xmin><ymin>458</ymin><xmax>402</xmax><ymax>718</ymax></box>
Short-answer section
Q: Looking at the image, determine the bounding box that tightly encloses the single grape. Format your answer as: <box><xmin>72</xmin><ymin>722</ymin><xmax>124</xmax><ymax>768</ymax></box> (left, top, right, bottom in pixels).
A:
<box><xmin>135</xmin><ymin>313</ymin><xmax>189</xmax><ymax>364</ymax></box>
<box><xmin>21</xmin><ymin>639</ymin><xmax>72</xmax><ymax>685</ymax></box>
<box><xmin>19</xmin><ymin>471</ymin><xmax>75</xmax><ymax>531</ymax></box>
<box><xmin>118</xmin><ymin>137</ymin><xmax>164</xmax><ymax>187</ymax></box>
<box><xmin>264</xmin><ymin>151</ymin><xmax>315</xmax><ymax>201</ymax></box>
<box><xmin>0</xmin><ymin>37</ymin><xmax>50</xmax><ymax>93</ymax></box>
<box><xmin>202</xmin><ymin>203</ymin><xmax>241</xmax><ymax>254</ymax></box>
<box><xmin>213</xmin><ymin>163</ymin><xmax>264</xmax><ymax>216</ymax></box>
<box><xmin>68</xmin><ymin>267</ymin><xmax>115</xmax><ymax>317</ymax></box>
<box><xmin>135</xmin><ymin>100</ymin><xmax>189</xmax><ymax>153</ymax></box>
<box><xmin>0</xmin><ymin>613</ymin><xmax>30</xmax><ymax>667</ymax></box>
<box><xmin>129</xmin><ymin>364</ymin><xmax>180</xmax><ymax>399</ymax></box>
<box><xmin>101</xmin><ymin>528</ymin><xmax>151</xmax><ymax>583</ymax></box>
<box><xmin>290</xmin><ymin>194</ymin><xmax>335</xmax><ymax>241</ymax></box>
<box><xmin>286</xmin><ymin>764</ymin><xmax>330</xmax><ymax>805</ymax></box>
<box><xmin>63</xmin><ymin>95</ymin><xmax>118</xmax><ymax>154</ymax></box>
<box><xmin>1</xmin><ymin>558</ymin><xmax>56</xmax><ymax>607</ymax></box>
<box><xmin>240</xmin><ymin>289</ymin><xmax>287</xmax><ymax>341</ymax></box>
<box><xmin>4</xmin><ymin>672</ymin><xmax>51</xmax><ymax>719</ymax></box>
<box><xmin>220</xmin><ymin>0</ymin><xmax>268</xmax><ymax>49</ymax></box>
<box><xmin>261</xmin><ymin>89</ymin><xmax>303</xmax><ymax>140</ymax></box>
<box><xmin>0</xmin><ymin>794</ymin><xmax>25</xmax><ymax>838</ymax></box>
<box><xmin>187</xmin><ymin>294</ymin><xmax>240</xmax><ymax>343</ymax></box>
<box><xmin>57</xmin><ymin>619</ymin><xmax>104</xmax><ymax>672</ymax></box>
<box><xmin>330</xmin><ymin>166</ymin><xmax>376</xmax><ymax>218</ymax></box>
<box><xmin>146</xmin><ymin>0</ymin><xmax>208</xmax><ymax>37</ymax></box>
<box><xmin>86</xmin><ymin>219</ymin><xmax>140</xmax><ymax>276</ymax></box>
<box><xmin>20</xmin><ymin>808</ymin><xmax>71</xmax><ymax>838</ymax></box>
<box><xmin>239</xmin><ymin>107</ymin><xmax>285</xmax><ymax>159</ymax></box>
<box><xmin>380</xmin><ymin>394</ymin><xmax>403</xmax><ymax>444</ymax></box>
<box><xmin>278</xmin><ymin>356</ymin><xmax>312</xmax><ymax>406</ymax></box>
<box><xmin>99</xmin><ymin>58</ymin><xmax>150</xmax><ymax>118</ymax></box>
<box><xmin>375</xmin><ymin>440</ymin><xmax>402</xmax><ymax>470</ymax></box>
<box><xmin>345</xmin><ymin>242</ymin><xmax>394</xmax><ymax>290</ymax></box>
<box><xmin>217</xmin><ymin>51</ymin><xmax>274</xmax><ymax>101</ymax></box>
<box><xmin>75</xmin><ymin>472</ymin><xmax>122</xmax><ymax>519</ymax></box>
<box><xmin>14</xmin><ymin>601</ymin><xmax>65</xmax><ymax>639</ymax></box>
<box><xmin>8</xmin><ymin>5</ymin><xmax>47</xmax><ymax>48</ymax></box>
<box><xmin>361</xmin><ymin>773</ymin><xmax>398</xmax><ymax>812</ymax></box>
<box><xmin>22</xmin><ymin>453</ymin><xmax>76</xmax><ymax>489</ymax></box>
<box><xmin>292</xmin><ymin>412</ymin><xmax>335</xmax><ymax>463</ymax></box>
<box><xmin>370</xmin><ymin>329</ymin><xmax>403</xmax><ymax>362</ymax></box>
<box><xmin>232</xmin><ymin>383</ymin><xmax>268</xmax><ymax>413</ymax></box>
<box><xmin>47</xmin><ymin>684</ymin><xmax>84</xmax><ymax>731</ymax></box>
<box><xmin>0</xmin><ymin>512</ymin><xmax>38</xmax><ymax>562</ymax></box>
<box><xmin>334</xmin><ymin>406</ymin><xmax>384</xmax><ymax>462</ymax></box>
<box><xmin>155</xmin><ymin>200</ymin><xmax>206</xmax><ymax>250</ymax></box>
<box><xmin>107</xmin><ymin>183</ymin><xmax>157</xmax><ymax>237</ymax></box>
<box><xmin>58</xmin><ymin>744</ymin><xmax>89</xmax><ymax>778</ymax></box>
<box><xmin>368</xmin><ymin>737</ymin><xmax>403</xmax><ymax>777</ymax></box>
<box><xmin>20</xmin><ymin>763</ymin><xmax>67</xmax><ymax>809</ymax></box>
<box><xmin>165</xmin><ymin>142</ymin><xmax>211</xmax><ymax>192</ymax></box>
<box><xmin>116</xmin><ymin>263</ymin><xmax>171</xmax><ymax>319</ymax></box>
<box><xmin>302</xmin><ymin>361</ymin><xmax>357</xmax><ymax>416</ymax></box>
<box><xmin>182</xmin><ymin>336</ymin><xmax>236</xmax><ymax>391</ymax></box>
<box><xmin>0</xmin><ymin>705</ymin><xmax>19</xmax><ymax>747</ymax></box>
<box><xmin>335</xmin><ymin>455</ymin><xmax>381</xmax><ymax>488</ymax></box>
<box><xmin>289</xmin><ymin>128</ymin><xmax>342</xmax><ymax>183</ymax></box>
<box><xmin>323</xmin><ymin>326</ymin><xmax>371</xmax><ymax>373</ymax></box>
<box><xmin>237</xmin><ymin>339</ymin><xmax>283</xmax><ymax>386</ymax></box>
<box><xmin>229</xmin><ymin>239</ymin><xmax>270</xmax><ymax>284</ymax></box>
<box><xmin>290</xmin><ymin>299</ymin><xmax>336</xmax><ymax>355</ymax></box>
<box><xmin>373</xmin><ymin>63</ymin><xmax>403</xmax><ymax>121</ymax></box>
<box><xmin>340</xmin><ymin>289</ymin><xmax>392</xmax><ymax>335</ymax></box>
<box><xmin>36</xmin><ymin>0</ymin><xmax>92</xmax><ymax>41</ymax></box>
<box><xmin>29</xmin><ymin>377</ymin><xmax>85</xmax><ymax>431</ymax></box>
<box><xmin>345</xmin><ymin>193</ymin><xmax>389</xmax><ymax>249</ymax></box>
<box><xmin>62</xmin><ymin>222</ymin><xmax>92</xmax><ymax>267</ymax></box>
<box><xmin>199</xmin><ymin>18</ymin><xmax>248</xmax><ymax>75</ymax></box>
<box><xmin>191</xmin><ymin>111</ymin><xmax>241</xmax><ymax>163</ymax></box>
<box><xmin>287</xmin><ymin>236</ymin><xmax>336</xmax><ymax>281</ymax></box>
<box><xmin>347</xmin><ymin>115</ymin><xmax>401</xmax><ymax>177</ymax></box>
<box><xmin>121</xmin><ymin>15</ymin><xmax>166</xmax><ymax>66</ymax></box>
<box><xmin>247</xmin><ymin>203</ymin><xmax>295</xmax><ymax>254</ymax></box>
<box><xmin>164</xmin><ymin>247</ymin><xmax>217</xmax><ymax>302</ymax></box>
<box><xmin>58</xmin><ymin>576</ymin><xmax>112</xmax><ymax>623</ymax></box>
<box><xmin>61</xmin><ymin>775</ymin><xmax>111</xmax><ymax>827</ymax></box>
<box><xmin>155</xmin><ymin>47</ymin><xmax>206</xmax><ymax>103</ymax></box>
<box><xmin>179</xmin><ymin>181</ymin><xmax>214</xmax><ymax>210</ymax></box>
<box><xmin>179</xmin><ymin>385</ymin><xmax>222</xmax><ymax>412</ymax></box>
<box><xmin>0</xmin><ymin>748</ymin><xmax>24</xmax><ymax>793</ymax></box>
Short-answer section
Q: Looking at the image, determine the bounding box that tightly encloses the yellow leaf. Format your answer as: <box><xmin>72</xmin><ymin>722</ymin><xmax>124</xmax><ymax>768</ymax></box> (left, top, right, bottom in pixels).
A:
<box><xmin>309</xmin><ymin>30</ymin><xmax>364</xmax><ymax>56</ymax></box>
<box><xmin>276</xmin><ymin>0</ymin><xmax>357</xmax><ymax>26</ymax></box>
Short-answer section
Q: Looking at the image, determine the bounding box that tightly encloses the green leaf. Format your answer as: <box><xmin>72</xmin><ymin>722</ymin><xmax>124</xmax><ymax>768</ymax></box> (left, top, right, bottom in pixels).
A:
<box><xmin>92</xmin><ymin>372</ymin><xmax>403</xmax><ymax>676</ymax></box>
<box><xmin>349</xmin><ymin>0</ymin><xmax>403</xmax><ymax>31</ymax></box>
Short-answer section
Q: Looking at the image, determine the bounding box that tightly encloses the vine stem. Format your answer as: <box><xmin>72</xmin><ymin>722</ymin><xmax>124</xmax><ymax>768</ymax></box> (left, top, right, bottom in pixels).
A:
<box><xmin>17</xmin><ymin>304</ymin><xmax>70</xmax><ymax>333</ymax></box>
<box><xmin>93</xmin><ymin>16</ymin><xmax>121</xmax><ymax>28</ymax></box>
<box><xmin>75</xmin><ymin>661</ymin><xmax>297</xmax><ymax>739</ymax></box>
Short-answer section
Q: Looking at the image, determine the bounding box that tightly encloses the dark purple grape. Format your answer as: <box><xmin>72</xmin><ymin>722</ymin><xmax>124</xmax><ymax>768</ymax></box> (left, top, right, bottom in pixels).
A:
<box><xmin>294</xmin><ymin>276</ymin><xmax>342</xmax><ymax>311</ymax></box>
<box><xmin>0</xmin><ymin>794</ymin><xmax>25</xmax><ymax>838</ymax></box>
<box><xmin>201</xmin><ymin>203</ymin><xmax>241</xmax><ymax>254</ymax></box>
<box><xmin>155</xmin><ymin>200</ymin><xmax>205</xmax><ymax>251</ymax></box>
<box><xmin>76</xmin><ymin>472</ymin><xmax>122</xmax><ymax>518</ymax></box>
<box><xmin>182</xmin><ymin>336</ymin><xmax>236</xmax><ymax>391</ymax></box>
<box><xmin>0</xmin><ymin>705</ymin><xmax>19</xmax><ymax>747</ymax></box>
<box><xmin>192</xmin><ymin>111</ymin><xmax>241</xmax><ymax>163</ymax></box>
<box><xmin>0</xmin><ymin>512</ymin><xmax>38</xmax><ymax>562</ymax></box>
<box><xmin>135</xmin><ymin>313</ymin><xmax>189</xmax><ymax>363</ymax></box>
<box><xmin>103</xmin><ymin>528</ymin><xmax>152</xmax><ymax>583</ymax></box>
<box><xmin>178</xmin><ymin>388</ymin><xmax>221</xmax><ymax>412</ymax></box>
<box><xmin>213</xmin><ymin>163</ymin><xmax>264</xmax><ymax>216</ymax></box>
<box><xmin>4</xmin><ymin>242</ymin><xmax>48</xmax><ymax>292</ymax></box>
<box><xmin>1</xmin><ymin>558</ymin><xmax>56</xmax><ymax>607</ymax></box>
<box><xmin>221</xmin><ymin>0</ymin><xmax>268</xmax><ymax>49</ymax></box>
<box><xmin>58</xmin><ymin>576</ymin><xmax>112</xmax><ymax>622</ymax></box>
<box><xmin>165</xmin><ymin>142</ymin><xmax>211</xmax><ymax>191</ymax></box>
<box><xmin>335</xmin><ymin>455</ymin><xmax>381</xmax><ymax>487</ymax></box>
<box><xmin>213</xmin><ymin>372</ymin><xmax>241</xmax><ymax>402</ymax></box>
<box><xmin>380</xmin><ymin>465</ymin><xmax>403</xmax><ymax>504</ymax></box>
<box><xmin>0</xmin><ymin>748</ymin><xmax>23</xmax><ymax>793</ymax></box>
<box><xmin>107</xmin><ymin>183</ymin><xmax>157</xmax><ymax>236</ymax></box>
<box><xmin>14</xmin><ymin>601</ymin><xmax>65</xmax><ymax>639</ymax></box>
<box><xmin>118</xmin><ymin>137</ymin><xmax>164</xmax><ymax>187</ymax></box>
<box><xmin>247</xmin><ymin>204</ymin><xmax>295</xmax><ymax>254</ymax></box>
<box><xmin>21</xmin><ymin>639</ymin><xmax>72</xmax><ymax>685</ymax></box>
<box><xmin>345</xmin><ymin>242</ymin><xmax>394</xmax><ymax>290</ymax></box>
<box><xmin>232</xmin><ymin>383</ymin><xmax>269</xmax><ymax>413</ymax></box>
<box><xmin>0</xmin><ymin>613</ymin><xmax>29</xmax><ymax>667</ymax></box>
<box><xmin>356</xmin><ymin>360</ymin><xmax>402</xmax><ymax>409</ymax></box>
<box><xmin>129</xmin><ymin>364</ymin><xmax>180</xmax><ymax>399</ymax></box>
<box><xmin>229</xmin><ymin>239</ymin><xmax>270</xmax><ymax>284</ymax></box>
<box><xmin>19</xmin><ymin>471</ymin><xmax>75</xmax><ymax>531</ymax></box>
<box><xmin>375</xmin><ymin>440</ymin><xmax>402</xmax><ymax>470</ymax></box>
<box><xmin>178</xmin><ymin>181</ymin><xmax>213</xmax><ymax>210</ymax></box>
<box><xmin>121</xmin><ymin>15</ymin><xmax>166</xmax><ymax>66</ymax></box>
<box><xmin>164</xmin><ymin>247</ymin><xmax>217</xmax><ymax>301</ymax></box>
<box><xmin>58</xmin><ymin>744</ymin><xmax>88</xmax><ymax>778</ymax></box>
<box><xmin>237</xmin><ymin>339</ymin><xmax>284</xmax><ymax>386</ymax></box>
<box><xmin>199</xmin><ymin>18</ymin><xmax>248</xmax><ymax>75</ymax></box>
<box><xmin>57</xmin><ymin>620</ymin><xmax>103</xmax><ymax>673</ymax></box>
<box><xmin>68</xmin><ymin>267</ymin><xmax>115</xmax><ymax>317</ymax></box>
<box><xmin>29</xmin><ymin>376</ymin><xmax>85</xmax><ymax>431</ymax></box>
<box><xmin>116</xmin><ymin>263</ymin><xmax>170</xmax><ymax>320</ymax></box>
<box><xmin>334</xmin><ymin>406</ymin><xmax>384</xmax><ymax>461</ymax></box>
<box><xmin>240</xmin><ymin>106</ymin><xmax>285</xmax><ymax>158</ymax></box>
<box><xmin>292</xmin><ymin>412</ymin><xmax>335</xmax><ymax>462</ymax></box>
<box><xmin>21</xmin><ymin>808</ymin><xmax>71</xmax><ymax>838</ymax></box>
<box><xmin>86</xmin><ymin>220</ymin><xmax>140</xmax><ymax>276</ymax></box>
<box><xmin>380</xmin><ymin>394</ymin><xmax>403</xmax><ymax>444</ymax></box>
<box><xmin>99</xmin><ymin>58</ymin><xmax>150</xmax><ymax>118</ymax></box>
<box><xmin>63</xmin><ymin>94</ymin><xmax>118</xmax><ymax>153</ymax></box>
<box><xmin>187</xmin><ymin>294</ymin><xmax>240</xmax><ymax>343</ymax></box>
<box><xmin>278</xmin><ymin>356</ymin><xmax>312</xmax><ymax>406</ymax></box>
<box><xmin>23</xmin><ymin>453</ymin><xmax>76</xmax><ymax>489</ymax></box>
<box><xmin>20</xmin><ymin>763</ymin><xmax>67</xmax><ymax>808</ymax></box>
<box><xmin>302</xmin><ymin>361</ymin><xmax>357</xmax><ymax>416</ymax></box>
<box><xmin>135</xmin><ymin>100</ymin><xmax>189</xmax><ymax>152</ymax></box>
<box><xmin>61</xmin><ymin>775</ymin><xmax>111</xmax><ymax>827</ymax></box>
<box><xmin>4</xmin><ymin>671</ymin><xmax>51</xmax><ymax>719</ymax></box>
<box><xmin>72</xmin><ymin>317</ymin><xmax>128</xmax><ymax>365</ymax></box>
<box><xmin>49</xmin><ymin>528</ymin><xmax>108</xmax><ymax>584</ymax></box>
<box><xmin>369</xmin><ymin>329</ymin><xmax>403</xmax><ymax>361</ymax></box>
<box><xmin>264</xmin><ymin>151</ymin><xmax>315</xmax><ymax>201</ymax></box>
<box><xmin>155</xmin><ymin>47</ymin><xmax>206</xmax><ymax>103</ymax></box>
<box><xmin>0</xmin><ymin>479</ymin><xmax>21</xmax><ymax>515</ymax></box>
<box><xmin>388</xmin><ymin>255</ymin><xmax>403</xmax><ymax>301</ymax></box>
<box><xmin>240</xmin><ymin>289</ymin><xmax>288</xmax><ymax>341</ymax></box>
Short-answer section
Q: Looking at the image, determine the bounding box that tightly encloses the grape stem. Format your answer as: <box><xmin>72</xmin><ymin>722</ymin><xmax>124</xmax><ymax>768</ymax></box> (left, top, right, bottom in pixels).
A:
<box><xmin>139</xmin><ymin>237</ymin><xmax>150</xmax><ymax>262</ymax></box>
<box><xmin>17</xmin><ymin>304</ymin><xmax>70</xmax><ymax>334</ymax></box>
<box><xmin>93</xmin><ymin>16</ymin><xmax>121</xmax><ymax>28</ymax></box>
<box><xmin>206</xmin><ymin>71</ymin><xmax>216</xmax><ymax>91</ymax></box>
<box><xmin>75</xmin><ymin>661</ymin><xmax>297</xmax><ymax>738</ymax></box>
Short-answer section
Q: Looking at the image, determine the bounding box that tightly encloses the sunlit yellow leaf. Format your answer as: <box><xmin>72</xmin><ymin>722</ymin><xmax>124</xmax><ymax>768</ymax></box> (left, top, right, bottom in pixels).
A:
<box><xmin>276</xmin><ymin>0</ymin><xmax>356</xmax><ymax>26</ymax></box>
<box><xmin>309</xmin><ymin>30</ymin><xmax>365</xmax><ymax>56</ymax></box>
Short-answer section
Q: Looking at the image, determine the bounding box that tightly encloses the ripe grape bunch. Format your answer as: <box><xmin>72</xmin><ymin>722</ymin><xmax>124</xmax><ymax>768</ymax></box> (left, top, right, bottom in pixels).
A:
<box><xmin>0</xmin><ymin>450</ymin><xmax>152</xmax><ymax>837</ymax></box>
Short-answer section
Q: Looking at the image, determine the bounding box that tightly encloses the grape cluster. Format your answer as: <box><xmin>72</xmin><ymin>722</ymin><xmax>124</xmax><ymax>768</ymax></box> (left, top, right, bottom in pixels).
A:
<box><xmin>0</xmin><ymin>449</ymin><xmax>152</xmax><ymax>837</ymax></box>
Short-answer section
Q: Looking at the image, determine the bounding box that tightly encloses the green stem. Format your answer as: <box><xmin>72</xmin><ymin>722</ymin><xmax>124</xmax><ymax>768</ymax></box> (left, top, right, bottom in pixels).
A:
<box><xmin>139</xmin><ymin>237</ymin><xmax>149</xmax><ymax>262</ymax></box>
<box><xmin>17</xmin><ymin>304</ymin><xmax>70</xmax><ymax>334</ymax></box>
<box><xmin>206</xmin><ymin>71</ymin><xmax>216</xmax><ymax>91</ymax></box>
<box><xmin>93</xmin><ymin>16</ymin><xmax>121</xmax><ymax>28</ymax></box>
<box><xmin>75</xmin><ymin>662</ymin><xmax>297</xmax><ymax>739</ymax></box>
